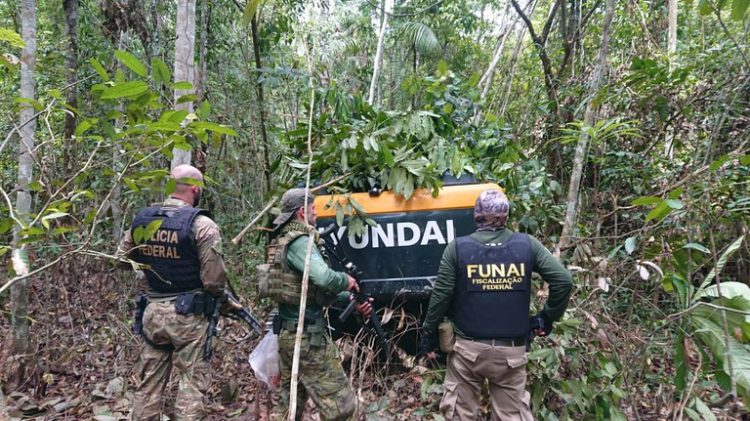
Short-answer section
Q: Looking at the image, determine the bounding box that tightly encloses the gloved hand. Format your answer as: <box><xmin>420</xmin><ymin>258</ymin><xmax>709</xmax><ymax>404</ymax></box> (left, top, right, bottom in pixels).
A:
<box><xmin>354</xmin><ymin>297</ymin><xmax>374</xmax><ymax>319</ymax></box>
<box><xmin>220</xmin><ymin>295</ymin><xmax>244</xmax><ymax>315</ymax></box>
<box><xmin>419</xmin><ymin>328</ymin><xmax>437</xmax><ymax>356</ymax></box>
<box><xmin>529</xmin><ymin>312</ymin><xmax>553</xmax><ymax>337</ymax></box>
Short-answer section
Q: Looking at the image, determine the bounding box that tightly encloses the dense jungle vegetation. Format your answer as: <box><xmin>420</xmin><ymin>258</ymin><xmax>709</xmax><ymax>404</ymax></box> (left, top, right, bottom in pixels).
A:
<box><xmin>1</xmin><ymin>0</ymin><xmax>750</xmax><ymax>419</ymax></box>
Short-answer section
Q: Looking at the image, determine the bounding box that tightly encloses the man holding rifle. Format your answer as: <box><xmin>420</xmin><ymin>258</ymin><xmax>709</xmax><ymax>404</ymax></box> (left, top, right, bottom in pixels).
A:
<box><xmin>268</xmin><ymin>188</ymin><xmax>372</xmax><ymax>421</ymax></box>
<box><xmin>117</xmin><ymin>164</ymin><xmax>250</xmax><ymax>421</ymax></box>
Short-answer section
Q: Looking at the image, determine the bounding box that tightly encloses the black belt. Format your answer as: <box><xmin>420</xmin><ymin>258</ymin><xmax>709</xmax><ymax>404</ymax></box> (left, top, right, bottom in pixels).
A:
<box><xmin>467</xmin><ymin>337</ymin><xmax>526</xmax><ymax>347</ymax></box>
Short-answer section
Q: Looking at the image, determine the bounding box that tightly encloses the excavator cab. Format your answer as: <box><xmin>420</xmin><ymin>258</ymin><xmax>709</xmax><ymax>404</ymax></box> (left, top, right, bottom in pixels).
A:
<box><xmin>314</xmin><ymin>180</ymin><xmax>502</xmax><ymax>352</ymax></box>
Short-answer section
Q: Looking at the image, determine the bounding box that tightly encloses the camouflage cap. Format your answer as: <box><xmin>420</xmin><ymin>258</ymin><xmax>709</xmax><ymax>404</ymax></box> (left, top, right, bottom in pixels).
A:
<box><xmin>474</xmin><ymin>189</ymin><xmax>510</xmax><ymax>230</ymax></box>
<box><xmin>273</xmin><ymin>188</ymin><xmax>314</xmax><ymax>226</ymax></box>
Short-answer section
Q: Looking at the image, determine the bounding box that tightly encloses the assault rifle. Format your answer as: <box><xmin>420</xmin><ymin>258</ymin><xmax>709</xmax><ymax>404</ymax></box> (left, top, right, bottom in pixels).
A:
<box><xmin>320</xmin><ymin>224</ymin><xmax>390</xmax><ymax>355</ymax></box>
<box><xmin>203</xmin><ymin>290</ymin><xmax>264</xmax><ymax>360</ymax></box>
<box><xmin>224</xmin><ymin>293</ymin><xmax>265</xmax><ymax>334</ymax></box>
<box><xmin>204</xmin><ymin>299</ymin><xmax>221</xmax><ymax>360</ymax></box>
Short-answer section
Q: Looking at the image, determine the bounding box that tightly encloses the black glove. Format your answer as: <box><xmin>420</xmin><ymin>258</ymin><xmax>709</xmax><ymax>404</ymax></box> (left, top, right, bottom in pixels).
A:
<box><xmin>529</xmin><ymin>312</ymin><xmax>554</xmax><ymax>337</ymax></box>
<box><xmin>419</xmin><ymin>328</ymin><xmax>437</xmax><ymax>355</ymax></box>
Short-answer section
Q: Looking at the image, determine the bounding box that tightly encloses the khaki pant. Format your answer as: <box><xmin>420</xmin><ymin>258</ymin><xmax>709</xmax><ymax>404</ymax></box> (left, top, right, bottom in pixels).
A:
<box><xmin>132</xmin><ymin>301</ymin><xmax>211</xmax><ymax>421</ymax></box>
<box><xmin>440</xmin><ymin>337</ymin><xmax>533</xmax><ymax>421</ymax></box>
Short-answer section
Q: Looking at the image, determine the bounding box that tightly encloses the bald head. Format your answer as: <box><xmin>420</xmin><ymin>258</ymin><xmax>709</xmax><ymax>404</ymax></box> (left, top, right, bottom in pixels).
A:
<box><xmin>170</xmin><ymin>164</ymin><xmax>204</xmax><ymax>206</ymax></box>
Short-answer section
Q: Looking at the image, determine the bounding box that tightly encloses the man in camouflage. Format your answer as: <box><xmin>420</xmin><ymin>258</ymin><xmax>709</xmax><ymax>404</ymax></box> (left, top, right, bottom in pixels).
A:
<box><xmin>269</xmin><ymin>188</ymin><xmax>371</xmax><ymax>421</ymax></box>
<box><xmin>117</xmin><ymin>164</ymin><xmax>239</xmax><ymax>421</ymax></box>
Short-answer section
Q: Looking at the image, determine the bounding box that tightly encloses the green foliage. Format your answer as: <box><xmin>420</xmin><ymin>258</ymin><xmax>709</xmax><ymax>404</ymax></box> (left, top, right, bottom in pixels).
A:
<box><xmin>277</xmin><ymin>71</ymin><xmax>547</xmax><ymax>233</ymax></box>
<box><xmin>114</xmin><ymin>50</ymin><xmax>147</xmax><ymax>77</ymax></box>
<box><xmin>556</xmin><ymin>118</ymin><xmax>641</xmax><ymax>146</ymax></box>
<box><xmin>0</xmin><ymin>28</ymin><xmax>24</xmax><ymax>49</ymax></box>
<box><xmin>0</xmin><ymin>27</ymin><xmax>23</xmax><ymax>70</ymax></box>
<box><xmin>133</xmin><ymin>220</ymin><xmax>163</xmax><ymax>244</ymax></box>
<box><xmin>398</xmin><ymin>22</ymin><xmax>441</xmax><ymax>56</ymax></box>
<box><xmin>1</xmin><ymin>41</ymin><xmax>237</xmax><ymax>263</ymax></box>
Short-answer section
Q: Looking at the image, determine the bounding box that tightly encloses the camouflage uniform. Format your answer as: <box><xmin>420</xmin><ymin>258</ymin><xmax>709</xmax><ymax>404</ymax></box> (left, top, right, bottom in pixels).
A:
<box><xmin>276</xmin><ymin>329</ymin><xmax>357</xmax><ymax>421</ymax></box>
<box><xmin>118</xmin><ymin>197</ymin><xmax>228</xmax><ymax>421</ymax></box>
<box><xmin>270</xmin><ymin>189</ymin><xmax>357</xmax><ymax>421</ymax></box>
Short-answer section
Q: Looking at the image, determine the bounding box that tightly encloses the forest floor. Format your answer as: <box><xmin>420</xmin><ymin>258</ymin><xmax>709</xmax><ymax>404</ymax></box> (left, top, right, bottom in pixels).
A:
<box><xmin>0</xmin><ymin>257</ymin><xmax>443</xmax><ymax>421</ymax></box>
<box><xmin>1</xmin><ymin>257</ymin><xmax>747</xmax><ymax>420</ymax></box>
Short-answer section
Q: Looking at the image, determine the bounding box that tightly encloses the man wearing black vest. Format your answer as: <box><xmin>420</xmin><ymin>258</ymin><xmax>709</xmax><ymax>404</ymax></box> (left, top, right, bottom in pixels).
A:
<box><xmin>117</xmin><ymin>164</ymin><xmax>237</xmax><ymax>421</ymax></box>
<box><xmin>420</xmin><ymin>189</ymin><xmax>572</xmax><ymax>420</ymax></box>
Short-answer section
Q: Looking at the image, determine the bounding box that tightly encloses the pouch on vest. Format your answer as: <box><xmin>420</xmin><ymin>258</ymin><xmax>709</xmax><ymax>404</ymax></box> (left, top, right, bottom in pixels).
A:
<box><xmin>438</xmin><ymin>319</ymin><xmax>456</xmax><ymax>353</ymax></box>
<box><xmin>306</xmin><ymin>323</ymin><xmax>326</xmax><ymax>347</ymax></box>
<box><xmin>256</xmin><ymin>263</ymin><xmax>272</xmax><ymax>298</ymax></box>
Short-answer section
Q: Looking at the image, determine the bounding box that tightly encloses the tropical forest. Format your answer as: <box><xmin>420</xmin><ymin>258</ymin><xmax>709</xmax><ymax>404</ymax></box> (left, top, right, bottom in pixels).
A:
<box><xmin>1</xmin><ymin>0</ymin><xmax>749</xmax><ymax>419</ymax></box>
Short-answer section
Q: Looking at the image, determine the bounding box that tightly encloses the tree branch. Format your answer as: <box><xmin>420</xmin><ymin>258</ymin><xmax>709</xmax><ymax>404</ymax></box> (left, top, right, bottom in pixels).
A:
<box><xmin>511</xmin><ymin>0</ymin><xmax>561</xmax><ymax>113</ymax></box>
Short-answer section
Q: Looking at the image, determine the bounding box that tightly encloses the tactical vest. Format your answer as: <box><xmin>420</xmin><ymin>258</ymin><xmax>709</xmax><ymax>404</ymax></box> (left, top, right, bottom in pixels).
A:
<box><xmin>131</xmin><ymin>206</ymin><xmax>208</xmax><ymax>294</ymax></box>
<box><xmin>263</xmin><ymin>221</ymin><xmax>338</xmax><ymax>307</ymax></box>
<box><xmin>452</xmin><ymin>233</ymin><xmax>533</xmax><ymax>338</ymax></box>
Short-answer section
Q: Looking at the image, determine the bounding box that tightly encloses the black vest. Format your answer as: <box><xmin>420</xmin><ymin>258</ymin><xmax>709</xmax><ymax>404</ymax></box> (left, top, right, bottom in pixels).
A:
<box><xmin>131</xmin><ymin>206</ymin><xmax>208</xmax><ymax>294</ymax></box>
<box><xmin>452</xmin><ymin>233</ymin><xmax>533</xmax><ymax>338</ymax></box>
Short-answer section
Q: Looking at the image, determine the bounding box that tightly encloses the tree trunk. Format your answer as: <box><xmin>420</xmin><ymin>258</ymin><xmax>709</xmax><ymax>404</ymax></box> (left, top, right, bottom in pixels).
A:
<box><xmin>251</xmin><ymin>16</ymin><xmax>272</xmax><ymax>195</ymax></box>
<box><xmin>510</xmin><ymin>0</ymin><xmax>562</xmax><ymax>117</ymax></box>
<box><xmin>474</xmin><ymin>0</ymin><xmax>532</xmax><ymax>123</ymax></box>
<box><xmin>111</xmin><ymin>30</ymin><xmax>128</xmax><ymax>240</ymax></box>
<box><xmin>229</xmin><ymin>0</ymin><xmax>272</xmax><ymax>193</ymax></box>
<box><xmin>368</xmin><ymin>0</ymin><xmax>394</xmax><ymax>107</ymax></box>
<box><xmin>664</xmin><ymin>0</ymin><xmax>677</xmax><ymax>159</ymax></box>
<box><xmin>149</xmin><ymin>0</ymin><xmax>161</xmax><ymax>62</ymax></box>
<box><xmin>500</xmin><ymin>13</ymin><xmax>533</xmax><ymax>117</ymax></box>
<box><xmin>197</xmin><ymin>0</ymin><xmax>209</xmax><ymax>102</ymax></box>
<box><xmin>171</xmin><ymin>0</ymin><xmax>196</xmax><ymax>169</ymax></box>
<box><xmin>668</xmin><ymin>0</ymin><xmax>677</xmax><ymax>56</ymax></box>
<box><xmin>62</xmin><ymin>0</ymin><xmax>78</xmax><ymax>178</ymax></box>
<box><xmin>556</xmin><ymin>0</ymin><xmax>616</xmax><ymax>258</ymax></box>
<box><xmin>11</xmin><ymin>0</ymin><xmax>37</xmax><ymax>375</ymax></box>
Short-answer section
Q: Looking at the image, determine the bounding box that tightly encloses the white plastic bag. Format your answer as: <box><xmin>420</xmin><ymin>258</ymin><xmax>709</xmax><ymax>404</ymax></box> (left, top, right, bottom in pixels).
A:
<box><xmin>248</xmin><ymin>331</ymin><xmax>280</xmax><ymax>389</ymax></box>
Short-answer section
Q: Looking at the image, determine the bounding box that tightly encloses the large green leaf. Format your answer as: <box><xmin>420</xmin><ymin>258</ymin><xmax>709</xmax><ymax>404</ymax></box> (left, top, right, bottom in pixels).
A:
<box><xmin>697</xmin><ymin>281</ymin><xmax>750</xmax><ymax>301</ymax></box>
<box><xmin>645</xmin><ymin>200</ymin><xmax>672</xmax><ymax>221</ymax></box>
<box><xmin>732</xmin><ymin>0</ymin><xmax>750</xmax><ymax>19</ymax></box>
<box><xmin>399</xmin><ymin>22</ymin><xmax>440</xmax><ymax>55</ymax></box>
<box><xmin>190</xmin><ymin>121</ymin><xmax>238</xmax><ymax>136</ymax></box>
<box><xmin>152</xmin><ymin>58</ymin><xmax>171</xmax><ymax>84</ymax></box>
<box><xmin>172</xmin><ymin>81</ymin><xmax>194</xmax><ymax>90</ymax></box>
<box><xmin>692</xmin><ymin>315</ymin><xmax>750</xmax><ymax>393</ymax></box>
<box><xmin>101</xmin><ymin>81</ymin><xmax>149</xmax><ymax>99</ymax></box>
<box><xmin>89</xmin><ymin>58</ymin><xmax>110</xmax><ymax>82</ymax></box>
<box><xmin>243</xmin><ymin>0</ymin><xmax>264</xmax><ymax>26</ymax></box>
<box><xmin>683</xmin><ymin>242</ymin><xmax>710</xmax><ymax>254</ymax></box>
<box><xmin>0</xmin><ymin>28</ymin><xmax>25</xmax><ymax>48</ymax></box>
<box><xmin>698</xmin><ymin>235</ymin><xmax>746</xmax><ymax>293</ymax></box>
<box><xmin>41</xmin><ymin>211</ymin><xmax>69</xmax><ymax>230</ymax></box>
<box><xmin>631</xmin><ymin>196</ymin><xmax>661</xmax><ymax>206</ymax></box>
<box><xmin>114</xmin><ymin>50</ymin><xmax>147</xmax><ymax>77</ymax></box>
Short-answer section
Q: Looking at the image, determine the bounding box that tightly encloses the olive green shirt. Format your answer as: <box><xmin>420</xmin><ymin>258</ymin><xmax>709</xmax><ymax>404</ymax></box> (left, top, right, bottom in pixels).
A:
<box><xmin>277</xmin><ymin>234</ymin><xmax>350</xmax><ymax>321</ymax></box>
<box><xmin>422</xmin><ymin>228</ymin><xmax>573</xmax><ymax>337</ymax></box>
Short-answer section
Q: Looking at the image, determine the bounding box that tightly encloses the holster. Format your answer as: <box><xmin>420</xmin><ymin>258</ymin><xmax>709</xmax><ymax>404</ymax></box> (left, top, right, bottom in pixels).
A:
<box><xmin>174</xmin><ymin>292</ymin><xmax>219</xmax><ymax>317</ymax></box>
<box><xmin>133</xmin><ymin>294</ymin><xmax>149</xmax><ymax>335</ymax></box>
<box><xmin>134</xmin><ymin>294</ymin><xmax>174</xmax><ymax>352</ymax></box>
